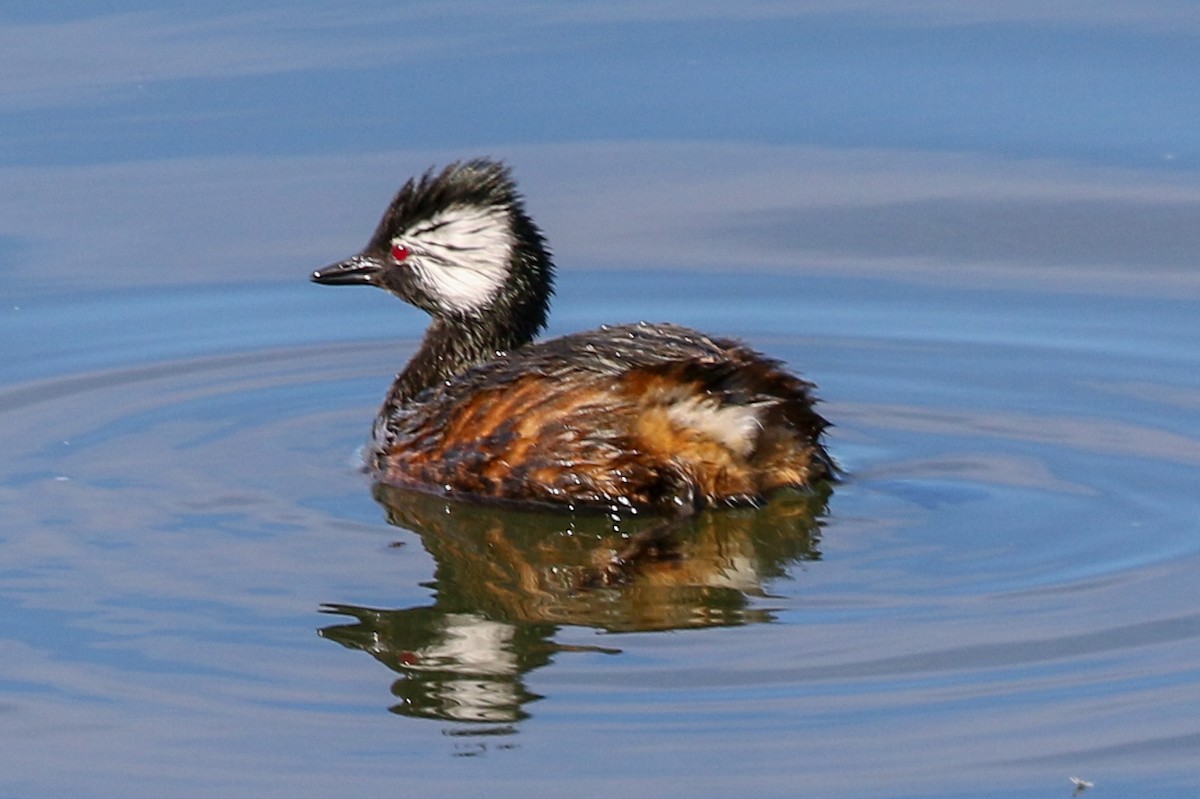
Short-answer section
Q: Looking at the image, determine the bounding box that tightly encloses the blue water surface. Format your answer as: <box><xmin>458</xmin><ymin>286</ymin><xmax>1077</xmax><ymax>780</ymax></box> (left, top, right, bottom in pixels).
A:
<box><xmin>2</xmin><ymin>4</ymin><xmax>1200</xmax><ymax>799</ymax></box>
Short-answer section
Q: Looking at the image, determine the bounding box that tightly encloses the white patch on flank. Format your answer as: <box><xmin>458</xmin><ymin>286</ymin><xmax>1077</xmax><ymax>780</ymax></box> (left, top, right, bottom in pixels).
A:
<box><xmin>666</xmin><ymin>396</ymin><xmax>769</xmax><ymax>457</ymax></box>
<box><xmin>397</xmin><ymin>203</ymin><xmax>514</xmax><ymax>314</ymax></box>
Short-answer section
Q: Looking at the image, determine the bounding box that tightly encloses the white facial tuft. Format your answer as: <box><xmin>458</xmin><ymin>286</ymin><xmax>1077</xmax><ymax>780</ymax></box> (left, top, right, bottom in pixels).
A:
<box><xmin>397</xmin><ymin>203</ymin><xmax>514</xmax><ymax>314</ymax></box>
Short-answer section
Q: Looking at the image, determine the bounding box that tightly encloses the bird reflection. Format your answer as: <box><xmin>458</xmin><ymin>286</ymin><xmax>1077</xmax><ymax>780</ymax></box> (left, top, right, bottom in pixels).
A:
<box><xmin>319</xmin><ymin>483</ymin><xmax>829</xmax><ymax>726</ymax></box>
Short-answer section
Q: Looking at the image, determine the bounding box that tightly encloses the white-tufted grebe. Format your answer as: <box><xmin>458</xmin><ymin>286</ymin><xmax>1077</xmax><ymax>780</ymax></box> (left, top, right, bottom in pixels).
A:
<box><xmin>312</xmin><ymin>159</ymin><xmax>832</xmax><ymax>512</ymax></box>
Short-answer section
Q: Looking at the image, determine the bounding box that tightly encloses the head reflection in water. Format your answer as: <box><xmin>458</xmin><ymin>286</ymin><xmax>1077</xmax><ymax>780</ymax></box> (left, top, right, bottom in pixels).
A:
<box><xmin>321</xmin><ymin>604</ymin><xmax>549</xmax><ymax>724</ymax></box>
<box><xmin>318</xmin><ymin>484</ymin><xmax>830</xmax><ymax>727</ymax></box>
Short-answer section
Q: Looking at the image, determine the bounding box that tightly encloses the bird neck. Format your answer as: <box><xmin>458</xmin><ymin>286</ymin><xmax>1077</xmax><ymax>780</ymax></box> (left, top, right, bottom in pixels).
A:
<box><xmin>386</xmin><ymin>236</ymin><xmax>554</xmax><ymax>407</ymax></box>
<box><xmin>389</xmin><ymin>309</ymin><xmax>540</xmax><ymax>404</ymax></box>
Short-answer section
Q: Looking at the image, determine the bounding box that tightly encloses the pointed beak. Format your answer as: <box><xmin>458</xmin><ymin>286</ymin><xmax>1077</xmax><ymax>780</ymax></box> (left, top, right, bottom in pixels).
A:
<box><xmin>311</xmin><ymin>255</ymin><xmax>384</xmax><ymax>286</ymax></box>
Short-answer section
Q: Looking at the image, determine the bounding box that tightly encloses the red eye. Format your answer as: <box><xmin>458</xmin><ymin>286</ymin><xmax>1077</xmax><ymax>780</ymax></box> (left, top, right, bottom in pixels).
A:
<box><xmin>391</xmin><ymin>244</ymin><xmax>410</xmax><ymax>262</ymax></box>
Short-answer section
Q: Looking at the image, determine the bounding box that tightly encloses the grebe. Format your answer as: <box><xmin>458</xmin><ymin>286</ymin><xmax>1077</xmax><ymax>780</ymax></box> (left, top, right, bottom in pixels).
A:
<box><xmin>312</xmin><ymin>159</ymin><xmax>832</xmax><ymax>512</ymax></box>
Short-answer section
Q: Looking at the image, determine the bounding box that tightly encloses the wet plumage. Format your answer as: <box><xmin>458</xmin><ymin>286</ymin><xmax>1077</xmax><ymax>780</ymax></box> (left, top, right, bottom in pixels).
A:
<box><xmin>313</xmin><ymin>159</ymin><xmax>832</xmax><ymax>512</ymax></box>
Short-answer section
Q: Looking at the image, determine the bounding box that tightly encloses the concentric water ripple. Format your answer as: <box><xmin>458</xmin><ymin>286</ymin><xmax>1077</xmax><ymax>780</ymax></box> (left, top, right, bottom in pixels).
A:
<box><xmin>3</xmin><ymin>279</ymin><xmax>1200</xmax><ymax>798</ymax></box>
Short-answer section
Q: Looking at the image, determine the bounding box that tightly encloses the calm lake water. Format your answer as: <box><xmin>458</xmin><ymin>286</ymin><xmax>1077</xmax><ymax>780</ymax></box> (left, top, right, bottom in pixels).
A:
<box><xmin>4</xmin><ymin>5</ymin><xmax>1200</xmax><ymax>799</ymax></box>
